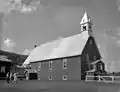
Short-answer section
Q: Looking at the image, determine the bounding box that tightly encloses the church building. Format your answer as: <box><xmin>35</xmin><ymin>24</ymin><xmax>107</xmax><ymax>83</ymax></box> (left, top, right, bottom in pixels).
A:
<box><xmin>23</xmin><ymin>10</ymin><xmax>106</xmax><ymax>81</ymax></box>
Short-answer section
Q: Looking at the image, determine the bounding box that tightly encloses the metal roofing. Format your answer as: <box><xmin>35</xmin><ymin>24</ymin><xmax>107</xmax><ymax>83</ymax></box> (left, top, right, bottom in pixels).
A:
<box><xmin>23</xmin><ymin>31</ymin><xmax>89</xmax><ymax>65</ymax></box>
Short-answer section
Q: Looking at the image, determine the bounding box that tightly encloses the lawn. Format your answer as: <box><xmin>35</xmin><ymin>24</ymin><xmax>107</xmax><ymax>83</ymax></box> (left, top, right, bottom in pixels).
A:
<box><xmin>0</xmin><ymin>80</ymin><xmax>120</xmax><ymax>92</ymax></box>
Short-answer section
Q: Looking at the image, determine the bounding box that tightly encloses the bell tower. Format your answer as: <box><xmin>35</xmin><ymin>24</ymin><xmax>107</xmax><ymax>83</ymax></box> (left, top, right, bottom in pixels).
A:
<box><xmin>80</xmin><ymin>9</ymin><xmax>93</xmax><ymax>36</ymax></box>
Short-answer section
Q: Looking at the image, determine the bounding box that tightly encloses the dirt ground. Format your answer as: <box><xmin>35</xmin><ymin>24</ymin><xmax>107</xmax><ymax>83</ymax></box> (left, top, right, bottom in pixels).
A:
<box><xmin>0</xmin><ymin>80</ymin><xmax>120</xmax><ymax>92</ymax></box>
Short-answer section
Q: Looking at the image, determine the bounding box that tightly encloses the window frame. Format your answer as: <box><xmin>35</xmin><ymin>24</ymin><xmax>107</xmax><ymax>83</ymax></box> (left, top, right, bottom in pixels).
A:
<box><xmin>62</xmin><ymin>75</ymin><xmax>67</xmax><ymax>80</ymax></box>
<box><xmin>63</xmin><ymin>58</ymin><xmax>67</xmax><ymax>70</ymax></box>
<box><xmin>83</xmin><ymin>25</ymin><xmax>86</xmax><ymax>31</ymax></box>
<box><xmin>48</xmin><ymin>76</ymin><xmax>52</xmax><ymax>80</ymax></box>
<box><xmin>49</xmin><ymin>61</ymin><xmax>53</xmax><ymax>70</ymax></box>
<box><xmin>0</xmin><ymin>66</ymin><xmax>5</xmax><ymax>73</ymax></box>
<box><xmin>100</xmin><ymin>64</ymin><xmax>103</xmax><ymax>70</ymax></box>
<box><xmin>38</xmin><ymin>62</ymin><xmax>41</xmax><ymax>71</ymax></box>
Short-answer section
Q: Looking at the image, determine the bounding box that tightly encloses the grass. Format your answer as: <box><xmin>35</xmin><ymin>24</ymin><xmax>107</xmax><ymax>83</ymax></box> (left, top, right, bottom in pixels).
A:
<box><xmin>0</xmin><ymin>80</ymin><xmax>120</xmax><ymax>92</ymax></box>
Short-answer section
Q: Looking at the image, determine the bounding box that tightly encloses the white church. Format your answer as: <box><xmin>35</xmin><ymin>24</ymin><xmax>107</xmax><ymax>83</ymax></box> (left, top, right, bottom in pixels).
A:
<box><xmin>23</xmin><ymin>10</ymin><xmax>106</xmax><ymax>81</ymax></box>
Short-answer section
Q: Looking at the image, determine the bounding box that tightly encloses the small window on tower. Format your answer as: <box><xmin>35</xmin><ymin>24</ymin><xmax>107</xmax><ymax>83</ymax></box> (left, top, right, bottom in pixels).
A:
<box><xmin>83</xmin><ymin>25</ymin><xmax>86</xmax><ymax>31</ymax></box>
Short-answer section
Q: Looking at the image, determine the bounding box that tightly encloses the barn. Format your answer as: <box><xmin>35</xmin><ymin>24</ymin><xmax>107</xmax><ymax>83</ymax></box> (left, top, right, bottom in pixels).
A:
<box><xmin>23</xmin><ymin>11</ymin><xmax>106</xmax><ymax>81</ymax></box>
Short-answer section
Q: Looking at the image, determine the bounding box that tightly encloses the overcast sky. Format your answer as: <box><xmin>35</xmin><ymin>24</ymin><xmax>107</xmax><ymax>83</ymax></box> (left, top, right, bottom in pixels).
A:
<box><xmin>1</xmin><ymin>0</ymin><xmax>120</xmax><ymax>72</ymax></box>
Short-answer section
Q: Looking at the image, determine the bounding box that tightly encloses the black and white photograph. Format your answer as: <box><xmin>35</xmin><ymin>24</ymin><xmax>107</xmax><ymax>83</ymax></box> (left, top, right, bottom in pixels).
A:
<box><xmin>0</xmin><ymin>0</ymin><xmax>120</xmax><ymax>92</ymax></box>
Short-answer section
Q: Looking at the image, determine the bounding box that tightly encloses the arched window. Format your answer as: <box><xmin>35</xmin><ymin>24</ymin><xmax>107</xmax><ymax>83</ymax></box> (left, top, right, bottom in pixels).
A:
<box><xmin>83</xmin><ymin>25</ymin><xmax>86</xmax><ymax>31</ymax></box>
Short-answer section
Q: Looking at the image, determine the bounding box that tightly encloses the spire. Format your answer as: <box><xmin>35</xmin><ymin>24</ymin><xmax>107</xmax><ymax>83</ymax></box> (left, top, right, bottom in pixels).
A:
<box><xmin>80</xmin><ymin>8</ymin><xmax>91</xmax><ymax>25</ymax></box>
<box><xmin>80</xmin><ymin>8</ymin><xmax>93</xmax><ymax>36</ymax></box>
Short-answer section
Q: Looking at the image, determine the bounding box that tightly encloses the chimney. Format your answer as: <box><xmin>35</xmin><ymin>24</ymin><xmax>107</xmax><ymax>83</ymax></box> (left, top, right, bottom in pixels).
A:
<box><xmin>34</xmin><ymin>44</ymin><xmax>38</xmax><ymax>48</ymax></box>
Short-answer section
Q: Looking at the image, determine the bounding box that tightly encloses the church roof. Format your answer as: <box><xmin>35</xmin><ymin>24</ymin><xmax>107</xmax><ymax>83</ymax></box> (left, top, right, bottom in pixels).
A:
<box><xmin>23</xmin><ymin>31</ymin><xmax>89</xmax><ymax>65</ymax></box>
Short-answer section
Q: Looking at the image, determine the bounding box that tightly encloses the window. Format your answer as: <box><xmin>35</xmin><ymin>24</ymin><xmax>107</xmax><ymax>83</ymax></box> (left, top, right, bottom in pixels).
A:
<box><xmin>90</xmin><ymin>40</ymin><xmax>92</xmax><ymax>44</ymax></box>
<box><xmin>38</xmin><ymin>62</ymin><xmax>41</xmax><ymax>71</ymax></box>
<box><xmin>93</xmin><ymin>56</ymin><xmax>97</xmax><ymax>61</ymax></box>
<box><xmin>86</xmin><ymin>53</ymin><xmax>89</xmax><ymax>64</ymax></box>
<box><xmin>48</xmin><ymin>76</ymin><xmax>52</xmax><ymax>80</ymax></box>
<box><xmin>49</xmin><ymin>61</ymin><xmax>53</xmax><ymax>70</ymax></box>
<box><xmin>63</xmin><ymin>59</ymin><xmax>67</xmax><ymax>69</ymax></box>
<box><xmin>89</xmin><ymin>25</ymin><xmax>91</xmax><ymax>31</ymax></box>
<box><xmin>100</xmin><ymin>64</ymin><xmax>103</xmax><ymax>70</ymax></box>
<box><xmin>62</xmin><ymin>75</ymin><xmax>67</xmax><ymax>80</ymax></box>
<box><xmin>83</xmin><ymin>25</ymin><xmax>86</xmax><ymax>31</ymax></box>
<box><xmin>1</xmin><ymin>66</ymin><xmax>5</xmax><ymax>73</ymax></box>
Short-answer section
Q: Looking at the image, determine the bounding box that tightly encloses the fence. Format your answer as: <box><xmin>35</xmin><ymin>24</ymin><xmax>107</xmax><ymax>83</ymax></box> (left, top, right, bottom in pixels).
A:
<box><xmin>85</xmin><ymin>75</ymin><xmax>114</xmax><ymax>83</ymax></box>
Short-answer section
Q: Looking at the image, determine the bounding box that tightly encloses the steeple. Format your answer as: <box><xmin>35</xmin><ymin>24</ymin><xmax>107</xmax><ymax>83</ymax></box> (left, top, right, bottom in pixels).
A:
<box><xmin>80</xmin><ymin>8</ymin><xmax>92</xmax><ymax>36</ymax></box>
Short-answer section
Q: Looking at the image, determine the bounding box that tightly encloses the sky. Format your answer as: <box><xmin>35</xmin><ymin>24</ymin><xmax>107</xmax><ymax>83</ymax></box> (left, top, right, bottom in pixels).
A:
<box><xmin>1</xmin><ymin>0</ymin><xmax>120</xmax><ymax>72</ymax></box>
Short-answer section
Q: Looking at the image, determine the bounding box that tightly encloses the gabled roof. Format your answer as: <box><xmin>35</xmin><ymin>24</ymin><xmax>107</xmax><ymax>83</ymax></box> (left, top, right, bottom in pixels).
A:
<box><xmin>91</xmin><ymin>59</ymin><xmax>103</xmax><ymax>65</ymax></box>
<box><xmin>86</xmin><ymin>69</ymin><xmax>96</xmax><ymax>72</ymax></box>
<box><xmin>23</xmin><ymin>31</ymin><xmax>89</xmax><ymax>65</ymax></box>
<box><xmin>0</xmin><ymin>55</ymin><xmax>11</xmax><ymax>62</ymax></box>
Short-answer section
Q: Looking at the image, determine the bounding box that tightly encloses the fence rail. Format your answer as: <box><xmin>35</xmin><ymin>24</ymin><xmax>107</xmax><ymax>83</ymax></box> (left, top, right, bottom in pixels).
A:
<box><xmin>85</xmin><ymin>76</ymin><xmax>114</xmax><ymax>83</ymax></box>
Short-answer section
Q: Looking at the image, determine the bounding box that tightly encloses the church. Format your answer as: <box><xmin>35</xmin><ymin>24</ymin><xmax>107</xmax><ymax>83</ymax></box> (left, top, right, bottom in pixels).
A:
<box><xmin>23</xmin><ymin>10</ymin><xmax>106</xmax><ymax>81</ymax></box>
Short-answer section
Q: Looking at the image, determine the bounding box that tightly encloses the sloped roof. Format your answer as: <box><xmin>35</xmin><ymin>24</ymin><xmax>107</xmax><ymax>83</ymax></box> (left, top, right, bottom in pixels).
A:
<box><xmin>0</xmin><ymin>55</ymin><xmax>11</xmax><ymax>62</ymax></box>
<box><xmin>23</xmin><ymin>31</ymin><xmax>89</xmax><ymax>65</ymax></box>
<box><xmin>91</xmin><ymin>59</ymin><xmax>103</xmax><ymax>65</ymax></box>
<box><xmin>86</xmin><ymin>69</ymin><xmax>96</xmax><ymax>72</ymax></box>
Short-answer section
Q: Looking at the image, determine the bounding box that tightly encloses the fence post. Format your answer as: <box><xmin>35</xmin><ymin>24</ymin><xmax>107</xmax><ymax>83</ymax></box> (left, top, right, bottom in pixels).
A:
<box><xmin>98</xmin><ymin>76</ymin><xmax>101</xmax><ymax>82</ymax></box>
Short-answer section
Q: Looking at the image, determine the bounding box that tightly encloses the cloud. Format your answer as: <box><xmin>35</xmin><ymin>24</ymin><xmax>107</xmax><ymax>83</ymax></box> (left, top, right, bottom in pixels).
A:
<box><xmin>0</xmin><ymin>0</ymin><xmax>41</xmax><ymax>14</ymax></box>
<box><xmin>3</xmin><ymin>38</ymin><xmax>16</xmax><ymax>52</ymax></box>
<box><xmin>116</xmin><ymin>40</ymin><xmax>120</xmax><ymax>46</ymax></box>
